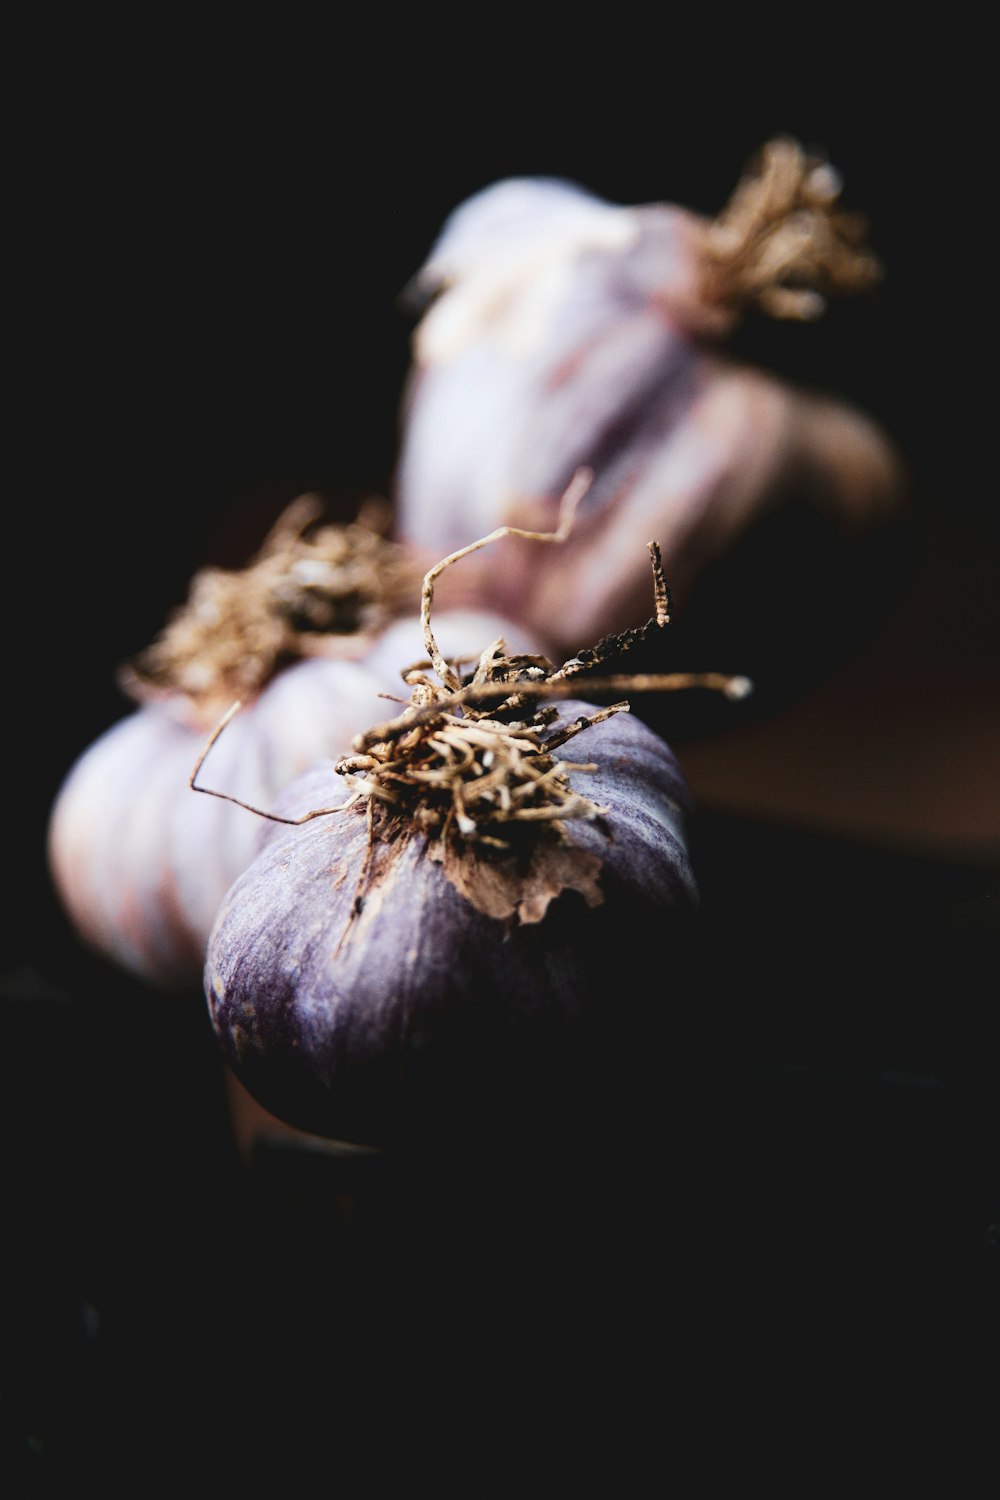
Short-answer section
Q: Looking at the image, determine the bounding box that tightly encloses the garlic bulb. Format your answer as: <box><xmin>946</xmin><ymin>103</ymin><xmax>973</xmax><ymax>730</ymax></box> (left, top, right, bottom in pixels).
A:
<box><xmin>205</xmin><ymin>700</ymin><xmax>700</xmax><ymax>1150</ymax></box>
<box><xmin>201</xmin><ymin>518</ymin><xmax>737</xmax><ymax>1150</ymax></box>
<box><xmin>392</xmin><ymin>138</ymin><xmax>906</xmax><ymax>662</ymax></box>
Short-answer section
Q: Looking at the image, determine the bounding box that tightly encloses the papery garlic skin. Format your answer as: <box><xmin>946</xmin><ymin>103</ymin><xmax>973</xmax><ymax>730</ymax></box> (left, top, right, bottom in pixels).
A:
<box><xmin>47</xmin><ymin>657</ymin><xmax>393</xmax><ymax>989</ymax></box>
<box><xmin>398</xmin><ymin>177</ymin><xmax>710</xmax><ymax>553</ymax></box>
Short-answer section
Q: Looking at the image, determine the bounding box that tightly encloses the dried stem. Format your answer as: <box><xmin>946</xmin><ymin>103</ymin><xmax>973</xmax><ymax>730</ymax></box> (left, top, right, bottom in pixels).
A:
<box><xmin>700</xmin><ymin>135</ymin><xmax>882</xmax><ymax>323</ymax></box>
<box><xmin>122</xmin><ymin>493</ymin><xmax>424</xmax><ymax>725</ymax></box>
<box><xmin>188</xmin><ymin>702</ymin><xmax>353</xmax><ymax>826</ymax></box>
<box><xmin>351</xmin><ymin>672</ymin><xmax>751</xmax><ymax>755</ymax></box>
<box><xmin>420</xmin><ymin>466</ymin><xmax>592</xmax><ymax>692</ymax></box>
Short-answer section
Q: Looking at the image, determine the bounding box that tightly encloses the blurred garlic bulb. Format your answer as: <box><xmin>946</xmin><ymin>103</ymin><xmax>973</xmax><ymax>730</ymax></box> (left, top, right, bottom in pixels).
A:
<box><xmin>393</xmin><ymin>138</ymin><xmax>907</xmax><ymax>668</ymax></box>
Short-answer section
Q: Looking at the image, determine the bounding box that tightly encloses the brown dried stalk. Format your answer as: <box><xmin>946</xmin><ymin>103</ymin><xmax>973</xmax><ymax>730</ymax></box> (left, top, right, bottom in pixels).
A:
<box><xmin>121</xmin><ymin>492</ymin><xmax>424</xmax><ymax>724</ymax></box>
<box><xmin>700</xmin><ymin>135</ymin><xmax>882</xmax><ymax>323</ymax></box>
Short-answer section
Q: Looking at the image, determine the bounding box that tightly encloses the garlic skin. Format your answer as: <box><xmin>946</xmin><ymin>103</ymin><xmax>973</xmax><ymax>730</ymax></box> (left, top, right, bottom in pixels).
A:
<box><xmin>47</xmin><ymin>607</ymin><xmax>542</xmax><ymax>991</ymax></box>
<box><xmin>47</xmin><ymin>657</ymin><xmax>394</xmax><ymax>989</ymax></box>
<box><xmin>204</xmin><ymin>701</ymin><xmax>699</xmax><ymax>1150</ymax></box>
<box><xmin>392</xmin><ymin>152</ymin><xmax>906</xmax><ymax>662</ymax></box>
<box><xmin>397</xmin><ymin>177</ymin><xmax>708</xmax><ymax>552</ymax></box>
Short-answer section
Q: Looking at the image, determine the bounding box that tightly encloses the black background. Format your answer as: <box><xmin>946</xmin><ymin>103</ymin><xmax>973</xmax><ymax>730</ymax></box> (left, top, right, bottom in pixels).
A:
<box><xmin>5</xmin><ymin>23</ymin><xmax>998</xmax><ymax>1480</ymax></box>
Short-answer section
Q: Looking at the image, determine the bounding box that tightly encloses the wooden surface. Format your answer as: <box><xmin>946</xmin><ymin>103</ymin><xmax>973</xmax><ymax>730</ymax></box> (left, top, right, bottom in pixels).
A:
<box><xmin>679</xmin><ymin>543</ymin><xmax>1000</xmax><ymax>859</ymax></box>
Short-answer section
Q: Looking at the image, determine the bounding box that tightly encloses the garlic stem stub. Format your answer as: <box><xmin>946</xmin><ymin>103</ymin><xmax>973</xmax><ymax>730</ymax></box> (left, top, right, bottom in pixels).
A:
<box><xmin>119</xmin><ymin>493</ymin><xmax>425</xmax><ymax>731</ymax></box>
